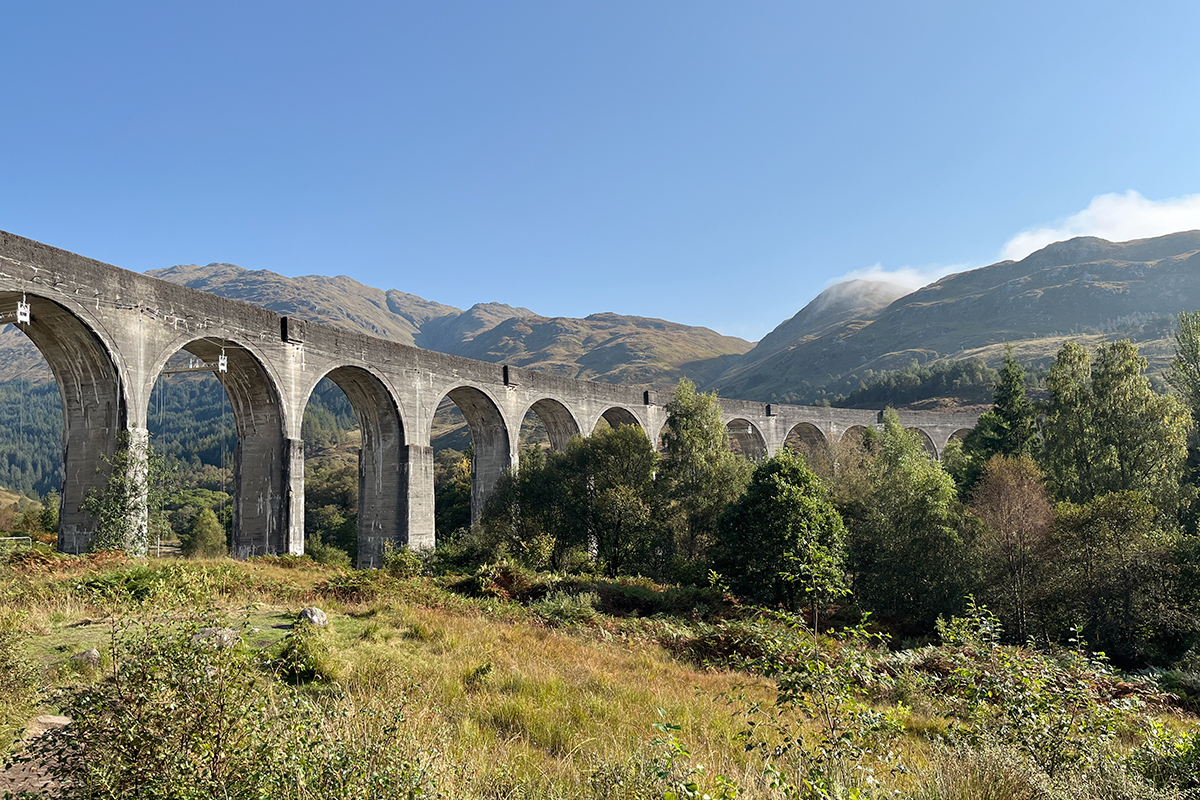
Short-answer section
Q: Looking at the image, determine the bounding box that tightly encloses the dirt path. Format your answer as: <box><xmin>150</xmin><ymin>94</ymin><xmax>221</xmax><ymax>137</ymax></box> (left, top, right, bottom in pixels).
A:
<box><xmin>0</xmin><ymin>715</ymin><xmax>68</xmax><ymax>797</ymax></box>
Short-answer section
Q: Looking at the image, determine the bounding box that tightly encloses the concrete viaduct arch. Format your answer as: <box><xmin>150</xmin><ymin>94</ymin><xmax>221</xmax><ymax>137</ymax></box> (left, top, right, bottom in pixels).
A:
<box><xmin>0</xmin><ymin>231</ymin><xmax>980</xmax><ymax>564</ymax></box>
<box><xmin>716</xmin><ymin>400</ymin><xmax>978</xmax><ymax>462</ymax></box>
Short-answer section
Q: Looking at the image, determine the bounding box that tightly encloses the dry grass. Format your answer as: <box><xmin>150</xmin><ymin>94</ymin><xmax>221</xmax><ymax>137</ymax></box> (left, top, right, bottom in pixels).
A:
<box><xmin>3</xmin><ymin>554</ymin><xmax>1198</xmax><ymax>799</ymax></box>
<box><xmin>0</xmin><ymin>555</ymin><xmax>777</xmax><ymax>797</ymax></box>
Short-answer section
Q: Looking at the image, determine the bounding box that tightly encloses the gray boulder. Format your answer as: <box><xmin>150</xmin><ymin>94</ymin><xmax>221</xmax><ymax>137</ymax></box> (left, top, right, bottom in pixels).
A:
<box><xmin>297</xmin><ymin>607</ymin><xmax>328</xmax><ymax>627</ymax></box>
<box><xmin>70</xmin><ymin>648</ymin><xmax>101</xmax><ymax>668</ymax></box>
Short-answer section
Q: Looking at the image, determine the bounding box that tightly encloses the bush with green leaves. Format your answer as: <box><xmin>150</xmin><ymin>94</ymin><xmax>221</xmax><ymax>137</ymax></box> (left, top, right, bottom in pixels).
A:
<box><xmin>80</xmin><ymin>431</ymin><xmax>176</xmax><ymax>556</ymax></box>
<box><xmin>275</xmin><ymin>617</ymin><xmax>341</xmax><ymax>684</ymax></box>
<box><xmin>382</xmin><ymin>541</ymin><xmax>425</xmax><ymax>578</ymax></box>
<box><xmin>0</xmin><ymin>615</ymin><xmax>38</xmax><ymax>757</ymax></box>
<box><xmin>845</xmin><ymin>408</ymin><xmax>980</xmax><ymax>636</ymax></box>
<box><xmin>712</xmin><ymin>448</ymin><xmax>846</xmax><ymax>620</ymax></box>
<box><xmin>729</xmin><ymin>612</ymin><xmax>903</xmax><ymax>798</ymax></box>
<box><xmin>1128</xmin><ymin>722</ymin><xmax>1200</xmax><ymax>794</ymax></box>
<box><xmin>17</xmin><ymin>612</ymin><xmax>437</xmax><ymax>799</ymax></box>
<box><xmin>180</xmin><ymin>507</ymin><xmax>228</xmax><ymax>558</ymax></box>
<box><xmin>936</xmin><ymin>600</ymin><xmax>1140</xmax><ymax>781</ymax></box>
<box><xmin>305</xmin><ymin>528</ymin><xmax>353</xmax><ymax>568</ymax></box>
<box><xmin>533</xmin><ymin>590</ymin><xmax>601</xmax><ymax>625</ymax></box>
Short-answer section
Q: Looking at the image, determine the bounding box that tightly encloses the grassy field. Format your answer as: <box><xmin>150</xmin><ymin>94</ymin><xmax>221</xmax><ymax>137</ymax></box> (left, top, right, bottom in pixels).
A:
<box><xmin>2</xmin><ymin>551</ymin><xmax>1199</xmax><ymax>798</ymax></box>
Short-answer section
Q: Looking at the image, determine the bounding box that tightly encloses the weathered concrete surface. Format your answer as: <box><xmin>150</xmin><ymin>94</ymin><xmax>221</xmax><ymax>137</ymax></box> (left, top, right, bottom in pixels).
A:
<box><xmin>0</xmin><ymin>231</ymin><xmax>980</xmax><ymax>564</ymax></box>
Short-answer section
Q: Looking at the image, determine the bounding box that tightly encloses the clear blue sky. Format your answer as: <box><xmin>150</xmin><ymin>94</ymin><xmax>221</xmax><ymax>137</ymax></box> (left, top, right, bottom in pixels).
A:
<box><xmin>3</xmin><ymin>2</ymin><xmax>1199</xmax><ymax>341</ymax></box>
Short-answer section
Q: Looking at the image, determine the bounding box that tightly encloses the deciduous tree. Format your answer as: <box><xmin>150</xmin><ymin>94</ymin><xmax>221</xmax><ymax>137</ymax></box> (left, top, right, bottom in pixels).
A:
<box><xmin>713</xmin><ymin>448</ymin><xmax>846</xmax><ymax>619</ymax></box>
<box><xmin>970</xmin><ymin>454</ymin><xmax>1052</xmax><ymax>641</ymax></box>
<box><xmin>1047</xmin><ymin>492</ymin><xmax>1183</xmax><ymax>665</ymax></box>
<box><xmin>847</xmin><ymin>409</ymin><xmax>979</xmax><ymax>634</ymax></box>
<box><xmin>658</xmin><ymin>379</ymin><xmax>752</xmax><ymax>570</ymax></box>
<box><xmin>1040</xmin><ymin>340</ymin><xmax>1190</xmax><ymax>510</ymax></box>
<box><xmin>180</xmin><ymin>508</ymin><xmax>227</xmax><ymax>558</ymax></box>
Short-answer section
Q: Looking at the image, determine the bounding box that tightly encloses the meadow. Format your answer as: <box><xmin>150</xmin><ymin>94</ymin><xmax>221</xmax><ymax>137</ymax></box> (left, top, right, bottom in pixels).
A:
<box><xmin>3</xmin><ymin>550</ymin><xmax>1199</xmax><ymax>799</ymax></box>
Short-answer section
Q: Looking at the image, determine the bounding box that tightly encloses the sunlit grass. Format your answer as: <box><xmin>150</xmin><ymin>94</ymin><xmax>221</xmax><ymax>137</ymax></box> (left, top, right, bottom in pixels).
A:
<box><xmin>3</xmin><ymin>553</ymin><xmax>1199</xmax><ymax>798</ymax></box>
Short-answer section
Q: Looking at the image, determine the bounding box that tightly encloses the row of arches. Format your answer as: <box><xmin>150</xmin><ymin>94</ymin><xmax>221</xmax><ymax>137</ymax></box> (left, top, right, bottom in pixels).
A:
<box><xmin>2</xmin><ymin>289</ymin><xmax>667</xmax><ymax>565</ymax></box>
<box><xmin>1</xmin><ymin>286</ymin><xmax>975</xmax><ymax>568</ymax></box>
<box><xmin>722</xmin><ymin>417</ymin><xmax>972</xmax><ymax>460</ymax></box>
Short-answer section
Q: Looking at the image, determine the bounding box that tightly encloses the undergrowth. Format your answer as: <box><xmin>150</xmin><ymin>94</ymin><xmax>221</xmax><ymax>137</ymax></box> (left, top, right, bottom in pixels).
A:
<box><xmin>3</xmin><ymin>553</ymin><xmax>1200</xmax><ymax>798</ymax></box>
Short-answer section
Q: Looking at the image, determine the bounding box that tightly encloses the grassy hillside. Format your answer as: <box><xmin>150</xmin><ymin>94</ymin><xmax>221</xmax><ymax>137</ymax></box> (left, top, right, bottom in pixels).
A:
<box><xmin>146</xmin><ymin>264</ymin><xmax>752</xmax><ymax>388</ymax></box>
<box><xmin>2</xmin><ymin>553</ymin><xmax>1197</xmax><ymax>798</ymax></box>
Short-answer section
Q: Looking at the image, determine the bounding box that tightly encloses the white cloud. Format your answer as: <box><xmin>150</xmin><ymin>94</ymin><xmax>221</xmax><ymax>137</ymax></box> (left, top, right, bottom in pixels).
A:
<box><xmin>822</xmin><ymin>262</ymin><xmax>963</xmax><ymax>291</ymax></box>
<box><xmin>820</xmin><ymin>190</ymin><xmax>1200</xmax><ymax>300</ymax></box>
<box><xmin>1000</xmin><ymin>190</ymin><xmax>1200</xmax><ymax>262</ymax></box>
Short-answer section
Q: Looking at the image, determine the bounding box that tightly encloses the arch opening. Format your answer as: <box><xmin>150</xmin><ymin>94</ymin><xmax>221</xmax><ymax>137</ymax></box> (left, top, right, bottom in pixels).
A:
<box><xmin>147</xmin><ymin>354</ymin><xmax>235</xmax><ymax>557</ymax></box>
<box><xmin>434</xmin><ymin>386</ymin><xmax>512</xmax><ymax>530</ymax></box>
<box><xmin>726</xmin><ymin>418</ymin><xmax>767</xmax><ymax>461</ymax></box>
<box><xmin>301</xmin><ymin>368</ymin><xmax>406</xmax><ymax>569</ymax></box>
<box><xmin>600</xmin><ymin>406</ymin><xmax>642</xmax><ymax>432</ymax></box>
<box><xmin>151</xmin><ymin>337</ymin><xmax>286</xmax><ymax>558</ymax></box>
<box><xmin>907</xmin><ymin>427</ymin><xmax>939</xmax><ymax>459</ymax></box>
<box><xmin>840</xmin><ymin>425</ymin><xmax>870</xmax><ymax>446</ymax></box>
<box><xmin>783</xmin><ymin>421</ymin><xmax>830</xmax><ymax>471</ymax></box>
<box><xmin>519</xmin><ymin>398</ymin><xmax>581</xmax><ymax>463</ymax></box>
<box><xmin>0</xmin><ymin>292</ymin><xmax>125</xmax><ymax>553</ymax></box>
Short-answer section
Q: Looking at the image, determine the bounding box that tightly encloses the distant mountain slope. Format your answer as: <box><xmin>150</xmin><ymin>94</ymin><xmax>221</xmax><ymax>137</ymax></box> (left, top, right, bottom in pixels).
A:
<box><xmin>146</xmin><ymin>264</ymin><xmax>470</xmax><ymax>346</ymax></box>
<box><xmin>1</xmin><ymin>263</ymin><xmax>751</xmax><ymax>388</ymax></box>
<box><xmin>712</xmin><ymin>279</ymin><xmax>909</xmax><ymax>394</ymax></box>
<box><xmin>710</xmin><ymin>231</ymin><xmax>1200</xmax><ymax>403</ymax></box>
<box><xmin>452</xmin><ymin>311</ymin><xmax>752</xmax><ymax>384</ymax></box>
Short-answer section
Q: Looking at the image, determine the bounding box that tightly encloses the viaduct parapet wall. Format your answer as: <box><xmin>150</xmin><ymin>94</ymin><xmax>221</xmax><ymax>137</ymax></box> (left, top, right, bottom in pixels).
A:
<box><xmin>0</xmin><ymin>231</ymin><xmax>980</xmax><ymax>565</ymax></box>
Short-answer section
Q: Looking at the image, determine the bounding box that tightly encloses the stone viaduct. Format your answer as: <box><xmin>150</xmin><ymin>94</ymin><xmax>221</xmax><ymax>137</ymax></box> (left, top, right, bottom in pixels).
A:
<box><xmin>0</xmin><ymin>231</ymin><xmax>980</xmax><ymax>566</ymax></box>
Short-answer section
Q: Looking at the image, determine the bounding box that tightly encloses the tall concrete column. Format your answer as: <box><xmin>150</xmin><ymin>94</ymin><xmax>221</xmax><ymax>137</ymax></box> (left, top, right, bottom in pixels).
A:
<box><xmin>231</xmin><ymin>431</ymin><xmax>286</xmax><ymax>558</ymax></box>
<box><xmin>357</xmin><ymin>431</ymin><xmax>406</xmax><ymax>568</ymax></box>
<box><xmin>124</xmin><ymin>426</ymin><xmax>150</xmax><ymax>558</ymax></box>
<box><xmin>282</xmin><ymin>437</ymin><xmax>305</xmax><ymax>556</ymax></box>
<box><xmin>403</xmin><ymin>444</ymin><xmax>435</xmax><ymax>550</ymax></box>
<box><xmin>472</xmin><ymin>436</ymin><xmax>518</xmax><ymax>524</ymax></box>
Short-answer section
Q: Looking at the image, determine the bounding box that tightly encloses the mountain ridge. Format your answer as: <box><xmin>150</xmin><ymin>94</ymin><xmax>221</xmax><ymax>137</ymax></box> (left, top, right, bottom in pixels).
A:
<box><xmin>710</xmin><ymin>230</ymin><xmax>1200</xmax><ymax>403</ymax></box>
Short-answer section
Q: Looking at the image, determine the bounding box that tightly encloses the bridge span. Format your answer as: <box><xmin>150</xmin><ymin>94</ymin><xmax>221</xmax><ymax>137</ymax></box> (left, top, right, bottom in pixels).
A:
<box><xmin>0</xmin><ymin>231</ymin><xmax>979</xmax><ymax>565</ymax></box>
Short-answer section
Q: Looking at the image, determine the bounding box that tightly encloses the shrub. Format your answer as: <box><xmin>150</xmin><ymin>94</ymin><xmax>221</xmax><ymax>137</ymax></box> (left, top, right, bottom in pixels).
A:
<box><xmin>0</xmin><ymin>616</ymin><xmax>38</xmax><ymax>757</ymax></box>
<box><xmin>1129</xmin><ymin>722</ymin><xmax>1200</xmax><ymax>792</ymax></box>
<box><xmin>533</xmin><ymin>590</ymin><xmax>601</xmax><ymax>625</ymax></box>
<box><xmin>275</xmin><ymin>619</ymin><xmax>341</xmax><ymax>684</ymax></box>
<box><xmin>19</xmin><ymin>613</ymin><xmax>436</xmax><ymax>798</ymax></box>
<box><xmin>382</xmin><ymin>542</ymin><xmax>424</xmax><ymax>578</ymax></box>
<box><xmin>305</xmin><ymin>529</ymin><xmax>352</xmax><ymax>568</ymax></box>
<box><xmin>180</xmin><ymin>508</ymin><xmax>227</xmax><ymax>558</ymax></box>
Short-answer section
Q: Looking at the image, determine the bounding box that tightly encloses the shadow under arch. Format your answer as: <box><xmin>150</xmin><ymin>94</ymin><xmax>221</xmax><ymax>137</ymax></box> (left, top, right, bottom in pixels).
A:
<box><xmin>440</xmin><ymin>385</ymin><xmax>512</xmax><ymax>523</ymax></box>
<box><xmin>0</xmin><ymin>292</ymin><xmax>126</xmax><ymax>553</ymax></box>
<box><xmin>948</xmin><ymin>428</ymin><xmax>973</xmax><ymax>446</ymax></box>
<box><xmin>156</xmin><ymin>336</ymin><xmax>290</xmax><ymax>557</ymax></box>
<box><xmin>784</xmin><ymin>422</ymin><xmax>828</xmax><ymax>452</ymax></box>
<box><xmin>523</xmin><ymin>397</ymin><xmax>582</xmax><ymax>453</ymax></box>
<box><xmin>726</xmin><ymin>418</ymin><xmax>767</xmax><ymax>460</ymax></box>
<box><xmin>304</xmin><ymin>366</ymin><xmax>408</xmax><ymax>569</ymax></box>
<box><xmin>907</xmin><ymin>427</ymin><xmax>939</xmax><ymax>459</ymax></box>
<box><xmin>600</xmin><ymin>406</ymin><xmax>644</xmax><ymax>433</ymax></box>
<box><xmin>840</xmin><ymin>425</ymin><xmax>870</xmax><ymax>446</ymax></box>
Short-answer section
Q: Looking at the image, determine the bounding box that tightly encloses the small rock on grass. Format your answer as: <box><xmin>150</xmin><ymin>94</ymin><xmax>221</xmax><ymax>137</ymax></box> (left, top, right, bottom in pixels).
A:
<box><xmin>297</xmin><ymin>607</ymin><xmax>328</xmax><ymax>627</ymax></box>
<box><xmin>70</xmin><ymin>648</ymin><xmax>101</xmax><ymax>668</ymax></box>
